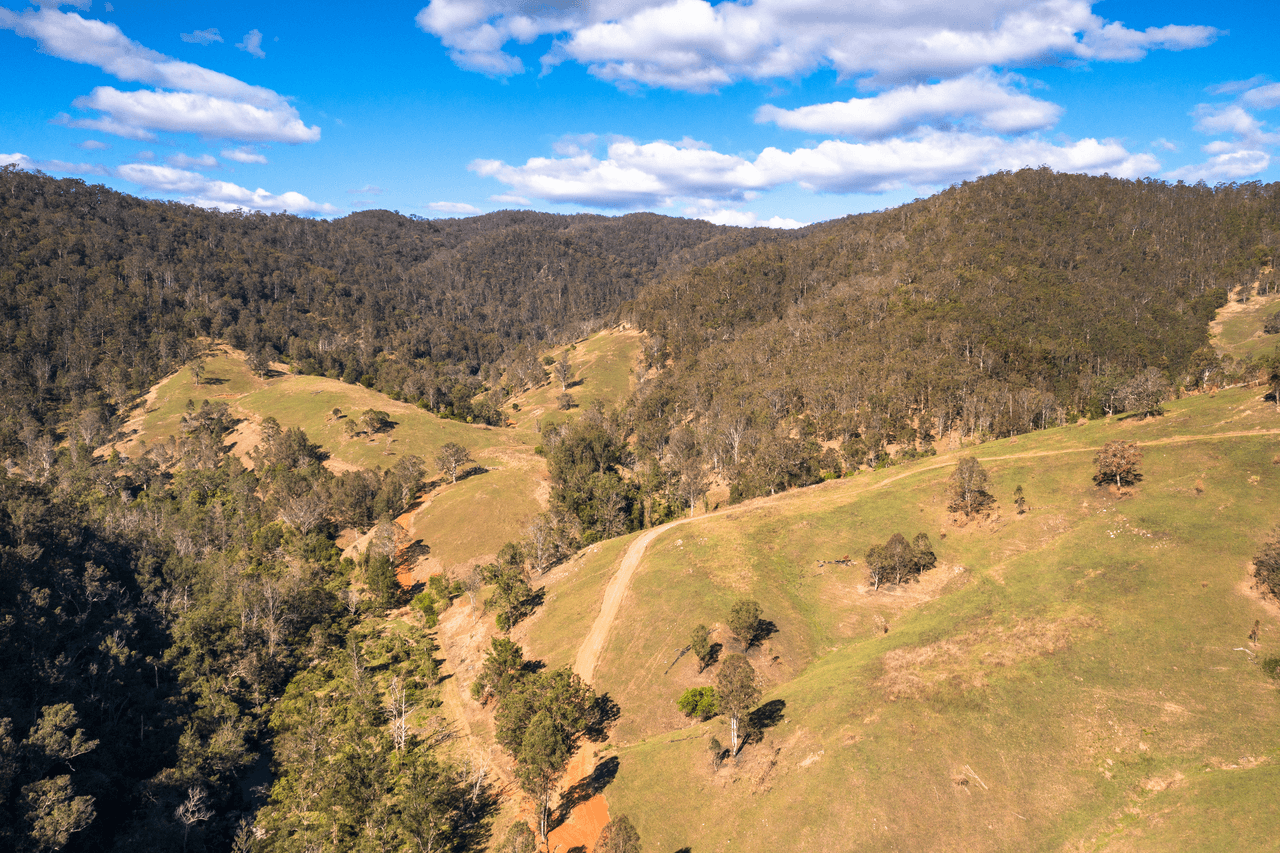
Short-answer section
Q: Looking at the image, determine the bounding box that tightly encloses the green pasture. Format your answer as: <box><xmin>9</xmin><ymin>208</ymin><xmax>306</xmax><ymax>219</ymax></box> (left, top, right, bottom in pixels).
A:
<box><xmin>530</xmin><ymin>384</ymin><xmax>1280</xmax><ymax>853</ymax></box>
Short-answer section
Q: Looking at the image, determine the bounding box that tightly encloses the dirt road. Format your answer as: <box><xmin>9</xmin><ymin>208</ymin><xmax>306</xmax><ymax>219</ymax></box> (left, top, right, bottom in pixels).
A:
<box><xmin>568</xmin><ymin>427</ymin><xmax>1280</xmax><ymax>682</ymax></box>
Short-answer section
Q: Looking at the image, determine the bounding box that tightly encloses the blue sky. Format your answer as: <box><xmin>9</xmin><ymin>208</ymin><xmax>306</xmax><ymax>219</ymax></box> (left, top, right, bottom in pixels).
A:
<box><xmin>2</xmin><ymin>0</ymin><xmax>1277</xmax><ymax>227</ymax></box>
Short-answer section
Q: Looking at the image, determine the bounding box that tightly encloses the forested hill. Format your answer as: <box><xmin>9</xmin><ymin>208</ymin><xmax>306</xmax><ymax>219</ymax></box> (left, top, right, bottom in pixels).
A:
<box><xmin>626</xmin><ymin>169</ymin><xmax>1279</xmax><ymax>496</ymax></box>
<box><xmin>0</xmin><ymin>165</ymin><xmax>789</xmax><ymax>456</ymax></box>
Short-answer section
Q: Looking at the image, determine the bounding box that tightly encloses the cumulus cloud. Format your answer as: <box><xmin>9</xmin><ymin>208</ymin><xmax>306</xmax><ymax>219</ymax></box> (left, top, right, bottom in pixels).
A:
<box><xmin>490</xmin><ymin>193</ymin><xmax>531</xmax><ymax>205</ymax></box>
<box><xmin>180</xmin><ymin>28</ymin><xmax>222</xmax><ymax>45</ymax></box>
<box><xmin>416</xmin><ymin>0</ymin><xmax>1217</xmax><ymax>90</ymax></box>
<box><xmin>347</xmin><ymin>184</ymin><xmax>383</xmax><ymax>195</ymax></box>
<box><xmin>1165</xmin><ymin>150</ymin><xmax>1270</xmax><ymax>183</ymax></box>
<box><xmin>1166</xmin><ymin>79</ymin><xmax>1280</xmax><ymax>183</ymax></box>
<box><xmin>236</xmin><ymin>29</ymin><xmax>265</xmax><ymax>59</ymax></box>
<box><xmin>0</xmin><ymin>7</ymin><xmax>317</xmax><ymax>142</ymax></box>
<box><xmin>1</xmin><ymin>152</ymin><xmax>105</xmax><ymax>175</ymax></box>
<box><xmin>78</xmin><ymin>139</ymin><xmax>110</xmax><ymax>150</ymax></box>
<box><xmin>471</xmin><ymin>130</ymin><xmax>1158</xmax><ymax>208</ymax></box>
<box><xmin>1241</xmin><ymin>82</ymin><xmax>1280</xmax><ymax>111</ymax></box>
<box><xmin>222</xmin><ymin>146</ymin><xmax>268</xmax><ymax>164</ymax></box>
<box><xmin>71</xmin><ymin>88</ymin><xmax>321</xmax><ymax>142</ymax></box>
<box><xmin>427</xmin><ymin>201</ymin><xmax>482</xmax><ymax>214</ymax></box>
<box><xmin>167</xmin><ymin>152</ymin><xmax>218</xmax><ymax>168</ymax></box>
<box><xmin>757</xmin><ymin>71</ymin><xmax>1061</xmax><ymax>139</ymax></box>
<box><xmin>116</xmin><ymin>162</ymin><xmax>337</xmax><ymax>214</ymax></box>
<box><xmin>685</xmin><ymin>204</ymin><xmax>807</xmax><ymax>229</ymax></box>
<box><xmin>1191</xmin><ymin>103</ymin><xmax>1279</xmax><ymax>145</ymax></box>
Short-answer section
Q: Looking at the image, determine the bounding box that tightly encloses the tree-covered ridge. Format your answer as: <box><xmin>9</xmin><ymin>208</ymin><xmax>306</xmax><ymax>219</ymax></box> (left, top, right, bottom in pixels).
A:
<box><xmin>0</xmin><ymin>165</ymin><xmax>787</xmax><ymax>460</ymax></box>
<box><xmin>624</xmin><ymin>169</ymin><xmax>1279</xmax><ymax>504</ymax></box>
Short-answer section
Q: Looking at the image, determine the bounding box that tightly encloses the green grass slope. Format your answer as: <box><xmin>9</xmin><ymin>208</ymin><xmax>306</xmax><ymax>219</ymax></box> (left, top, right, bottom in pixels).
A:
<box><xmin>1211</xmin><ymin>290</ymin><xmax>1280</xmax><ymax>362</ymax></box>
<box><xmin>114</xmin><ymin>330</ymin><xmax>641</xmax><ymax>575</ymax></box>
<box><xmin>507</xmin><ymin>327</ymin><xmax>642</xmax><ymax>431</ymax></box>
<box><xmin>527</xmin><ymin>387</ymin><xmax>1280</xmax><ymax>853</ymax></box>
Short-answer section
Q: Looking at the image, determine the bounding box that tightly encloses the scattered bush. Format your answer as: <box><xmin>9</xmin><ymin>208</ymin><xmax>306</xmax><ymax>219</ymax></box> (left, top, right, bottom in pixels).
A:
<box><xmin>677</xmin><ymin>686</ymin><xmax>719</xmax><ymax>720</ymax></box>
<box><xmin>866</xmin><ymin>532</ymin><xmax>937</xmax><ymax>590</ymax></box>
<box><xmin>947</xmin><ymin>456</ymin><xmax>994</xmax><ymax>516</ymax></box>
<box><xmin>1094</xmin><ymin>440</ymin><xmax>1143</xmax><ymax>488</ymax></box>
<box><xmin>1263</xmin><ymin>310</ymin><xmax>1280</xmax><ymax>335</ymax></box>
<box><xmin>1254</xmin><ymin>526</ymin><xmax>1280</xmax><ymax>600</ymax></box>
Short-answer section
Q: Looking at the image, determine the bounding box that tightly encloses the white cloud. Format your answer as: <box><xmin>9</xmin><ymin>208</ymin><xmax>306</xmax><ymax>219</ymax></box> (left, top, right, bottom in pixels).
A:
<box><xmin>237</xmin><ymin>29</ymin><xmax>265</xmax><ymax>59</ymax></box>
<box><xmin>1165</xmin><ymin>150</ymin><xmax>1270</xmax><ymax>183</ymax></box>
<box><xmin>471</xmin><ymin>130</ymin><xmax>1157</xmax><ymax>208</ymax></box>
<box><xmin>416</xmin><ymin>0</ymin><xmax>1218</xmax><ymax>90</ymax></box>
<box><xmin>167</xmin><ymin>152</ymin><xmax>218</xmax><ymax>168</ymax></box>
<box><xmin>0</xmin><ymin>7</ymin><xmax>316</xmax><ymax>142</ymax></box>
<box><xmin>117</xmin><ymin>162</ymin><xmax>337</xmax><ymax>214</ymax></box>
<box><xmin>1179</xmin><ymin>87</ymin><xmax>1280</xmax><ymax>181</ymax></box>
<box><xmin>757</xmin><ymin>71</ymin><xmax>1061</xmax><ymax>139</ymax></box>
<box><xmin>1242</xmin><ymin>82</ymin><xmax>1280</xmax><ymax>111</ymax></box>
<box><xmin>347</xmin><ymin>184</ymin><xmax>383</xmax><ymax>195</ymax></box>
<box><xmin>490</xmin><ymin>193</ymin><xmax>530</xmax><ymax>205</ymax></box>
<box><xmin>1</xmin><ymin>152</ymin><xmax>105</xmax><ymax>175</ymax></box>
<box><xmin>685</xmin><ymin>204</ymin><xmax>807</xmax><ymax>228</ymax></box>
<box><xmin>53</xmin><ymin>110</ymin><xmax>156</xmax><ymax>141</ymax></box>
<box><xmin>180</xmin><ymin>28</ymin><xmax>222</xmax><ymax>45</ymax></box>
<box><xmin>0</xmin><ymin>153</ymin><xmax>35</xmax><ymax>170</ymax></box>
<box><xmin>222</xmin><ymin>146</ymin><xmax>268</xmax><ymax>164</ymax></box>
<box><xmin>1150</xmin><ymin>137</ymin><xmax>1177</xmax><ymax>152</ymax></box>
<box><xmin>1191</xmin><ymin>104</ymin><xmax>1278</xmax><ymax>145</ymax></box>
<box><xmin>71</xmin><ymin>87</ymin><xmax>321</xmax><ymax>142</ymax></box>
<box><xmin>78</xmin><ymin>139</ymin><xmax>110</xmax><ymax>150</ymax></box>
<box><xmin>427</xmin><ymin>201</ymin><xmax>482</xmax><ymax>214</ymax></box>
<box><xmin>1079</xmin><ymin>20</ymin><xmax>1217</xmax><ymax>61</ymax></box>
<box><xmin>1208</xmin><ymin>76</ymin><xmax>1269</xmax><ymax>97</ymax></box>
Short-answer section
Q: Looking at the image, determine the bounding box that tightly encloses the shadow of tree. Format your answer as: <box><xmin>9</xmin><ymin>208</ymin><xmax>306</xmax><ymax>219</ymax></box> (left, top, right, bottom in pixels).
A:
<box><xmin>584</xmin><ymin>693</ymin><xmax>620</xmax><ymax>742</ymax></box>
<box><xmin>744</xmin><ymin>698</ymin><xmax>786</xmax><ymax>746</ymax></box>
<box><xmin>554</xmin><ymin>755</ymin><xmax>619</xmax><ymax>828</ymax></box>
<box><xmin>452</xmin><ymin>776</ymin><xmax>499</xmax><ymax>853</ymax></box>
<box><xmin>458</xmin><ymin>465</ymin><xmax>489</xmax><ymax>482</ymax></box>
<box><xmin>400</xmin><ymin>539</ymin><xmax>431</xmax><ymax>565</ymax></box>
<box><xmin>748</xmin><ymin>620</ymin><xmax>778</xmax><ymax>650</ymax></box>
<box><xmin>697</xmin><ymin>642</ymin><xmax>722</xmax><ymax>672</ymax></box>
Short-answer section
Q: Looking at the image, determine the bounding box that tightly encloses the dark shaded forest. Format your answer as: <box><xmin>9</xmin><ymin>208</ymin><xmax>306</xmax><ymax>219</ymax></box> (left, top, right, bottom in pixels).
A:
<box><xmin>0</xmin><ymin>164</ymin><xmax>789</xmax><ymax>454</ymax></box>
<box><xmin>619</xmin><ymin>168</ymin><xmax>1280</xmax><ymax>513</ymax></box>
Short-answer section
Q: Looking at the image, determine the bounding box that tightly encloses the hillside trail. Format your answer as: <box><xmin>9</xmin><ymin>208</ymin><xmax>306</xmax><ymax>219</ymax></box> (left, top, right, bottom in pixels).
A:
<box><xmin>570</xmin><ymin>426</ymin><xmax>1280</xmax><ymax>683</ymax></box>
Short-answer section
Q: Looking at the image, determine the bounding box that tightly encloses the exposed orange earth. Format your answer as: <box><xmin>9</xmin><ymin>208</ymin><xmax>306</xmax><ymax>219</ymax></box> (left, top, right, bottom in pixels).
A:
<box><xmin>547</xmin><ymin>746</ymin><xmax>611</xmax><ymax>853</ymax></box>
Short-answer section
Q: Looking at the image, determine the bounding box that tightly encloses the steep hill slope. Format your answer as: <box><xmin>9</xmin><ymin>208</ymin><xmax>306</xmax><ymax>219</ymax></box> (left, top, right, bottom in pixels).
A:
<box><xmin>621</xmin><ymin>170</ymin><xmax>1280</xmax><ymax>509</ymax></box>
<box><xmin>111</xmin><ymin>328</ymin><xmax>642</xmax><ymax>578</ymax></box>
<box><xmin>518</xmin><ymin>386</ymin><xmax>1280</xmax><ymax>852</ymax></box>
<box><xmin>0</xmin><ymin>166</ymin><xmax>782</xmax><ymax>461</ymax></box>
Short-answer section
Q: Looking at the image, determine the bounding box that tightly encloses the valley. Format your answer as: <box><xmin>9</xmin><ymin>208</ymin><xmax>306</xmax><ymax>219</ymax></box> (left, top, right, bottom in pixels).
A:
<box><xmin>1</xmin><ymin>166</ymin><xmax>1279</xmax><ymax>853</ymax></box>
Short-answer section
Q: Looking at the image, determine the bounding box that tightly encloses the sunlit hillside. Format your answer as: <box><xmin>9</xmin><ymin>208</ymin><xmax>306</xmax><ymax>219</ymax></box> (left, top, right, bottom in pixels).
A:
<box><xmin>517</xmin><ymin>386</ymin><xmax>1280</xmax><ymax>852</ymax></box>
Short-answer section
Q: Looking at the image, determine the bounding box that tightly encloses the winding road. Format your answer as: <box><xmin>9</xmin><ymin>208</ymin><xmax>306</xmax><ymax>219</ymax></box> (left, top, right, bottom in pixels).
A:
<box><xmin>567</xmin><ymin>427</ymin><xmax>1280</xmax><ymax>683</ymax></box>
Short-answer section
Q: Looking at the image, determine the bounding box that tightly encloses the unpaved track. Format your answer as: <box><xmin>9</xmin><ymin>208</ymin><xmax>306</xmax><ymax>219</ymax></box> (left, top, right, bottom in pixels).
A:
<box><xmin>569</xmin><ymin>428</ymin><xmax>1280</xmax><ymax>682</ymax></box>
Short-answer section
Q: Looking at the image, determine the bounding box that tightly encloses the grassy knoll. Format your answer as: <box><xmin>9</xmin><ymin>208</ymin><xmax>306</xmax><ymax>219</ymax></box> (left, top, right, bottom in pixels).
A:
<box><xmin>530</xmin><ymin>386</ymin><xmax>1280</xmax><ymax>852</ymax></box>
<box><xmin>508</xmin><ymin>328</ymin><xmax>641</xmax><ymax>432</ymax></box>
<box><xmin>1210</xmin><ymin>290</ymin><xmax>1280</xmax><ymax>361</ymax></box>
<box><xmin>115</xmin><ymin>330</ymin><xmax>643</xmax><ymax>579</ymax></box>
<box><xmin>519</xmin><ymin>535</ymin><xmax>634</xmax><ymax>672</ymax></box>
<box><xmin>404</xmin><ymin>462</ymin><xmax>544</xmax><ymax>571</ymax></box>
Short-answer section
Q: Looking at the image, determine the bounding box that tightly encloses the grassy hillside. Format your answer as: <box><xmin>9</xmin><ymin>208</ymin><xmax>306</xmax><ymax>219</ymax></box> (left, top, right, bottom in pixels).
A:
<box><xmin>523</xmin><ymin>387</ymin><xmax>1280</xmax><ymax>852</ymax></box>
<box><xmin>113</xmin><ymin>328</ymin><xmax>641</xmax><ymax>574</ymax></box>
<box><xmin>1211</xmin><ymin>289</ymin><xmax>1280</xmax><ymax>362</ymax></box>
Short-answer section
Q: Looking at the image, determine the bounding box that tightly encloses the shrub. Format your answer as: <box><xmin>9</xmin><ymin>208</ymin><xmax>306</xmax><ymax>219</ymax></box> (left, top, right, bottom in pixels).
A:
<box><xmin>866</xmin><ymin>532</ymin><xmax>937</xmax><ymax>589</ymax></box>
<box><xmin>1254</xmin><ymin>526</ymin><xmax>1280</xmax><ymax>599</ymax></box>
<box><xmin>677</xmin><ymin>687</ymin><xmax>719</xmax><ymax>720</ymax></box>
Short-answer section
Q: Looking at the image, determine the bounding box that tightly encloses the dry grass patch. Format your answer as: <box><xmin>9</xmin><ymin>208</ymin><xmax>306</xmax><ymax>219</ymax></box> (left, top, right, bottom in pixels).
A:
<box><xmin>878</xmin><ymin>615</ymin><xmax>1090</xmax><ymax>701</ymax></box>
